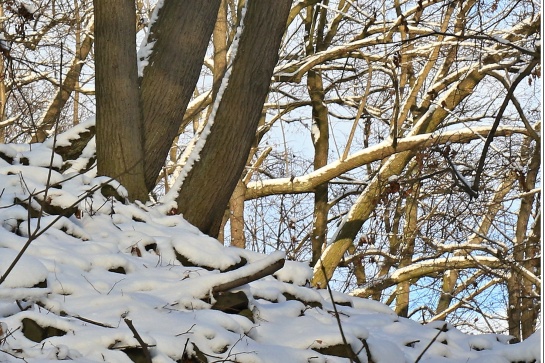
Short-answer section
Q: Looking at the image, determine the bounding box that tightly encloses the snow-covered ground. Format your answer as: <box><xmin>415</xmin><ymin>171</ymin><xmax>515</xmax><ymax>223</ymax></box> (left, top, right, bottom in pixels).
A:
<box><xmin>0</xmin><ymin>122</ymin><xmax>541</xmax><ymax>362</ymax></box>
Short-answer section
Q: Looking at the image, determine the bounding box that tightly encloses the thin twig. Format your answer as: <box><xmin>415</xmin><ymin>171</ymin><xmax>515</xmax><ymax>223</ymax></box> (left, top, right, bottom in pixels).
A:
<box><xmin>414</xmin><ymin>323</ymin><xmax>447</xmax><ymax>363</ymax></box>
<box><xmin>319</xmin><ymin>262</ymin><xmax>362</xmax><ymax>363</ymax></box>
<box><xmin>72</xmin><ymin>315</ymin><xmax>115</xmax><ymax>328</ymax></box>
<box><xmin>0</xmin><ymin>178</ymin><xmax>114</xmax><ymax>286</ymax></box>
<box><xmin>181</xmin><ymin>338</ymin><xmax>190</xmax><ymax>359</ymax></box>
<box><xmin>472</xmin><ymin>58</ymin><xmax>539</xmax><ymax>194</ymax></box>
<box><xmin>36</xmin><ymin>41</ymin><xmax>65</xmax><ymax>232</ymax></box>
<box><xmin>124</xmin><ymin>318</ymin><xmax>152</xmax><ymax>363</ymax></box>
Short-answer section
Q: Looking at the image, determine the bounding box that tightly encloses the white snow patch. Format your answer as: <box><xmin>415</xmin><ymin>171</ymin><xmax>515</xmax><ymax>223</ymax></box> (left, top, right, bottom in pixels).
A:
<box><xmin>0</xmin><ymin>248</ymin><xmax>48</xmax><ymax>288</ymax></box>
<box><xmin>274</xmin><ymin>260</ymin><xmax>312</xmax><ymax>285</ymax></box>
<box><xmin>136</xmin><ymin>0</ymin><xmax>165</xmax><ymax>77</ymax></box>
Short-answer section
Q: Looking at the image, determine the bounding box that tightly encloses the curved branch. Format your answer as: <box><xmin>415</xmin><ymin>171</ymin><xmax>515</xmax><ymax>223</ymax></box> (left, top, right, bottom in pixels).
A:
<box><xmin>246</xmin><ymin>126</ymin><xmax>528</xmax><ymax>199</ymax></box>
<box><xmin>472</xmin><ymin>59</ymin><xmax>539</xmax><ymax>194</ymax></box>
<box><xmin>351</xmin><ymin>256</ymin><xmax>504</xmax><ymax>298</ymax></box>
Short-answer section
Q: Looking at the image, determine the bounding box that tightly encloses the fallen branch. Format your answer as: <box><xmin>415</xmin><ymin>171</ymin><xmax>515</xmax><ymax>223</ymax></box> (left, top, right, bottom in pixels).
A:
<box><xmin>212</xmin><ymin>255</ymin><xmax>285</xmax><ymax>293</ymax></box>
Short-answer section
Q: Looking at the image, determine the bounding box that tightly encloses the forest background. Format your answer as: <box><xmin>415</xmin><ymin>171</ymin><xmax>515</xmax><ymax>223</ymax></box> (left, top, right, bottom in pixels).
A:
<box><xmin>0</xmin><ymin>0</ymin><xmax>541</xmax><ymax>342</ymax></box>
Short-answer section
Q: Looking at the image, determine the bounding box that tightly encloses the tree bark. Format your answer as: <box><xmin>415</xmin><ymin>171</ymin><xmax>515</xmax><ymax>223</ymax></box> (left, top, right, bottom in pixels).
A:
<box><xmin>245</xmin><ymin>126</ymin><xmax>528</xmax><ymax>200</ymax></box>
<box><xmin>94</xmin><ymin>0</ymin><xmax>148</xmax><ymax>201</ymax></box>
<box><xmin>140</xmin><ymin>0</ymin><xmax>221</xmax><ymax>191</ymax></box>
<box><xmin>176</xmin><ymin>0</ymin><xmax>292</xmax><ymax>237</ymax></box>
<box><xmin>308</xmin><ymin>69</ymin><xmax>329</xmax><ymax>266</ymax></box>
<box><xmin>304</xmin><ymin>4</ymin><xmax>331</xmax><ymax>266</ymax></box>
<box><xmin>395</xmin><ymin>166</ymin><xmax>419</xmax><ymax>317</ymax></box>
<box><xmin>509</xmin><ymin>139</ymin><xmax>540</xmax><ymax>340</ymax></box>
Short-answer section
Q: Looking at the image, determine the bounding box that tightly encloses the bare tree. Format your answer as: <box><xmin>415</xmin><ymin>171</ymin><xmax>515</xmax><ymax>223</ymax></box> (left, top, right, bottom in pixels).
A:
<box><xmin>2</xmin><ymin>0</ymin><xmax>540</xmax><ymax>339</ymax></box>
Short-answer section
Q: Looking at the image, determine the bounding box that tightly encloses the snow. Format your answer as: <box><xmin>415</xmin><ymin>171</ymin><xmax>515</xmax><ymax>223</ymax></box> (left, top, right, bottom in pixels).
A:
<box><xmin>273</xmin><ymin>259</ymin><xmax>313</xmax><ymax>285</ymax></box>
<box><xmin>20</xmin><ymin>1</ymin><xmax>38</xmax><ymax>15</ymax></box>
<box><xmin>0</xmin><ymin>126</ymin><xmax>540</xmax><ymax>362</ymax></box>
<box><xmin>0</xmin><ymin>249</ymin><xmax>48</xmax><ymax>288</ymax></box>
<box><xmin>311</xmin><ymin>121</ymin><xmax>321</xmax><ymax>144</ymax></box>
<box><xmin>43</xmin><ymin>118</ymin><xmax>95</xmax><ymax>149</ymax></box>
<box><xmin>137</xmin><ymin>0</ymin><xmax>165</xmax><ymax>77</ymax></box>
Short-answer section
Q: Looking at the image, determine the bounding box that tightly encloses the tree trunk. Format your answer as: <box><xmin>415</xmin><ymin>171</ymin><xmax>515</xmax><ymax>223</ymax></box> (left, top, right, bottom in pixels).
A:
<box><xmin>395</xmin><ymin>175</ymin><xmax>419</xmax><ymax>317</ymax></box>
<box><xmin>94</xmin><ymin>0</ymin><xmax>148</xmax><ymax>201</ymax></box>
<box><xmin>33</xmin><ymin>20</ymin><xmax>94</xmax><ymax>142</ymax></box>
<box><xmin>304</xmin><ymin>5</ymin><xmax>330</xmax><ymax>266</ymax></box>
<box><xmin>229</xmin><ymin>180</ymin><xmax>247</xmax><ymax>248</ymax></box>
<box><xmin>509</xmin><ymin>140</ymin><xmax>540</xmax><ymax>340</ymax></box>
<box><xmin>140</xmin><ymin>0</ymin><xmax>221</xmax><ymax>191</ymax></box>
<box><xmin>309</xmin><ymin>70</ymin><xmax>329</xmax><ymax>266</ymax></box>
<box><xmin>176</xmin><ymin>0</ymin><xmax>292</xmax><ymax>237</ymax></box>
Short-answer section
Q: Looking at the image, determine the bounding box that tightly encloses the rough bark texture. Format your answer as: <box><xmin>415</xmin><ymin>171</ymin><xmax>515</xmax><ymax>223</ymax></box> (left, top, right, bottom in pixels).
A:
<box><xmin>229</xmin><ymin>180</ymin><xmax>247</xmax><ymax>248</ymax></box>
<box><xmin>94</xmin><ymin>0</ymin><xmax>148</xmax><ymax>201</ymax></box>
<box><xmin>176</xmin><ymin>0</ymin><xmax>292</xmax><ymax>237</ymax></box>
<box><xmin>140</xmin><ymin>0</ymin><xmax>221</xmax><ymax>191</ymax></box>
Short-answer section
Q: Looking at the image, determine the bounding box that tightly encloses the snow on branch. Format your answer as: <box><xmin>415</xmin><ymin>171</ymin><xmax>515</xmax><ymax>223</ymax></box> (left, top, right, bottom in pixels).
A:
<box><xmin>246</xmin><ymin>126</ymin><xmax>529</xmax><ymax>199</ymax></box>
<box><xmin>351</xmin><ymin>256</ymin><xmax>505</xmax><ymax>298</ymax></box>
<box><xmin>159</xmin><ymin>2</ymin><xmax>249</xmax><ymax>210</ymax></box>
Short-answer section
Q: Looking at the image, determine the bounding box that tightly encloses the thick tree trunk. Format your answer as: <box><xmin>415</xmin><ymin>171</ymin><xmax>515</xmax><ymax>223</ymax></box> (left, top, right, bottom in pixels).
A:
<box><xmin>176</xmin><ymin>0</ymin><xmax>292</xmax><ymax>237</ymax></box>
<box><xmin>94</xmin><ymin>0</ymin><xmax>148</xmax><ymax>201</ymax></box>
<box><xmin>140</xmin><ymin>0</ymin><xmax>221</xmax><ymax>191</ymax></box>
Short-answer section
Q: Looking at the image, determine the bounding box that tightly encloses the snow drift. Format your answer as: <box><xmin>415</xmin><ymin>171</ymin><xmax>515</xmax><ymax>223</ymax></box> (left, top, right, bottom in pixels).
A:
<box><xmin>0</xmin><ymin>121</ymin><xmax>540</xmax><ymax>362</ymax></box>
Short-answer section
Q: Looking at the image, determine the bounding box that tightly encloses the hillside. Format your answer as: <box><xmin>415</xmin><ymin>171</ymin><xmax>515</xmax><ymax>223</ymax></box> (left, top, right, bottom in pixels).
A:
<box><xmin>0</xmin><ymin>122</ymin><xmax>540</xmax><ymax>362</ymax></box>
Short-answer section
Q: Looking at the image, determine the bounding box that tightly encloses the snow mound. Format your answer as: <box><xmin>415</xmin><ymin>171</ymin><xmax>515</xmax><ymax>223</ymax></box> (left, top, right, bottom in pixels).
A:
<box><xmin>0</xmin><ymin>124</ymin><xmax>540</xmax><ymax>362</ymax></box>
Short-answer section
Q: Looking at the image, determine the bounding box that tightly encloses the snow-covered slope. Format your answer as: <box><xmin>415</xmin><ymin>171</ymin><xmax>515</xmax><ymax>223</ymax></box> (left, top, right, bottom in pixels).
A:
<box><xmin>0</xmin><ymin>123</ymin><xmax>540</xmax><ymax>362</ymax></box>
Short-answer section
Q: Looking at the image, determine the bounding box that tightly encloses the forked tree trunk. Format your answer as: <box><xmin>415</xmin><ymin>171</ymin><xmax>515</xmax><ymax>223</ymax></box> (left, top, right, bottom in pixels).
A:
<box><xmin>95</xmin><ymin>0</ymin><xmax>293</xmax><ymax>239</ymax></box>
<box><xmin>94</xmin><ymin>0</ymin><xmax>220</xmax><ymax>199</ymax></box>
<box><xmin>140</xmin><ymin>0</ymin><xmax>221</xmax><ymax>191</ymax></box>
<box><xmin>176</xmin><ymin>0</ymin><xmax>292</xmax><ymax>237</ymax></box>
